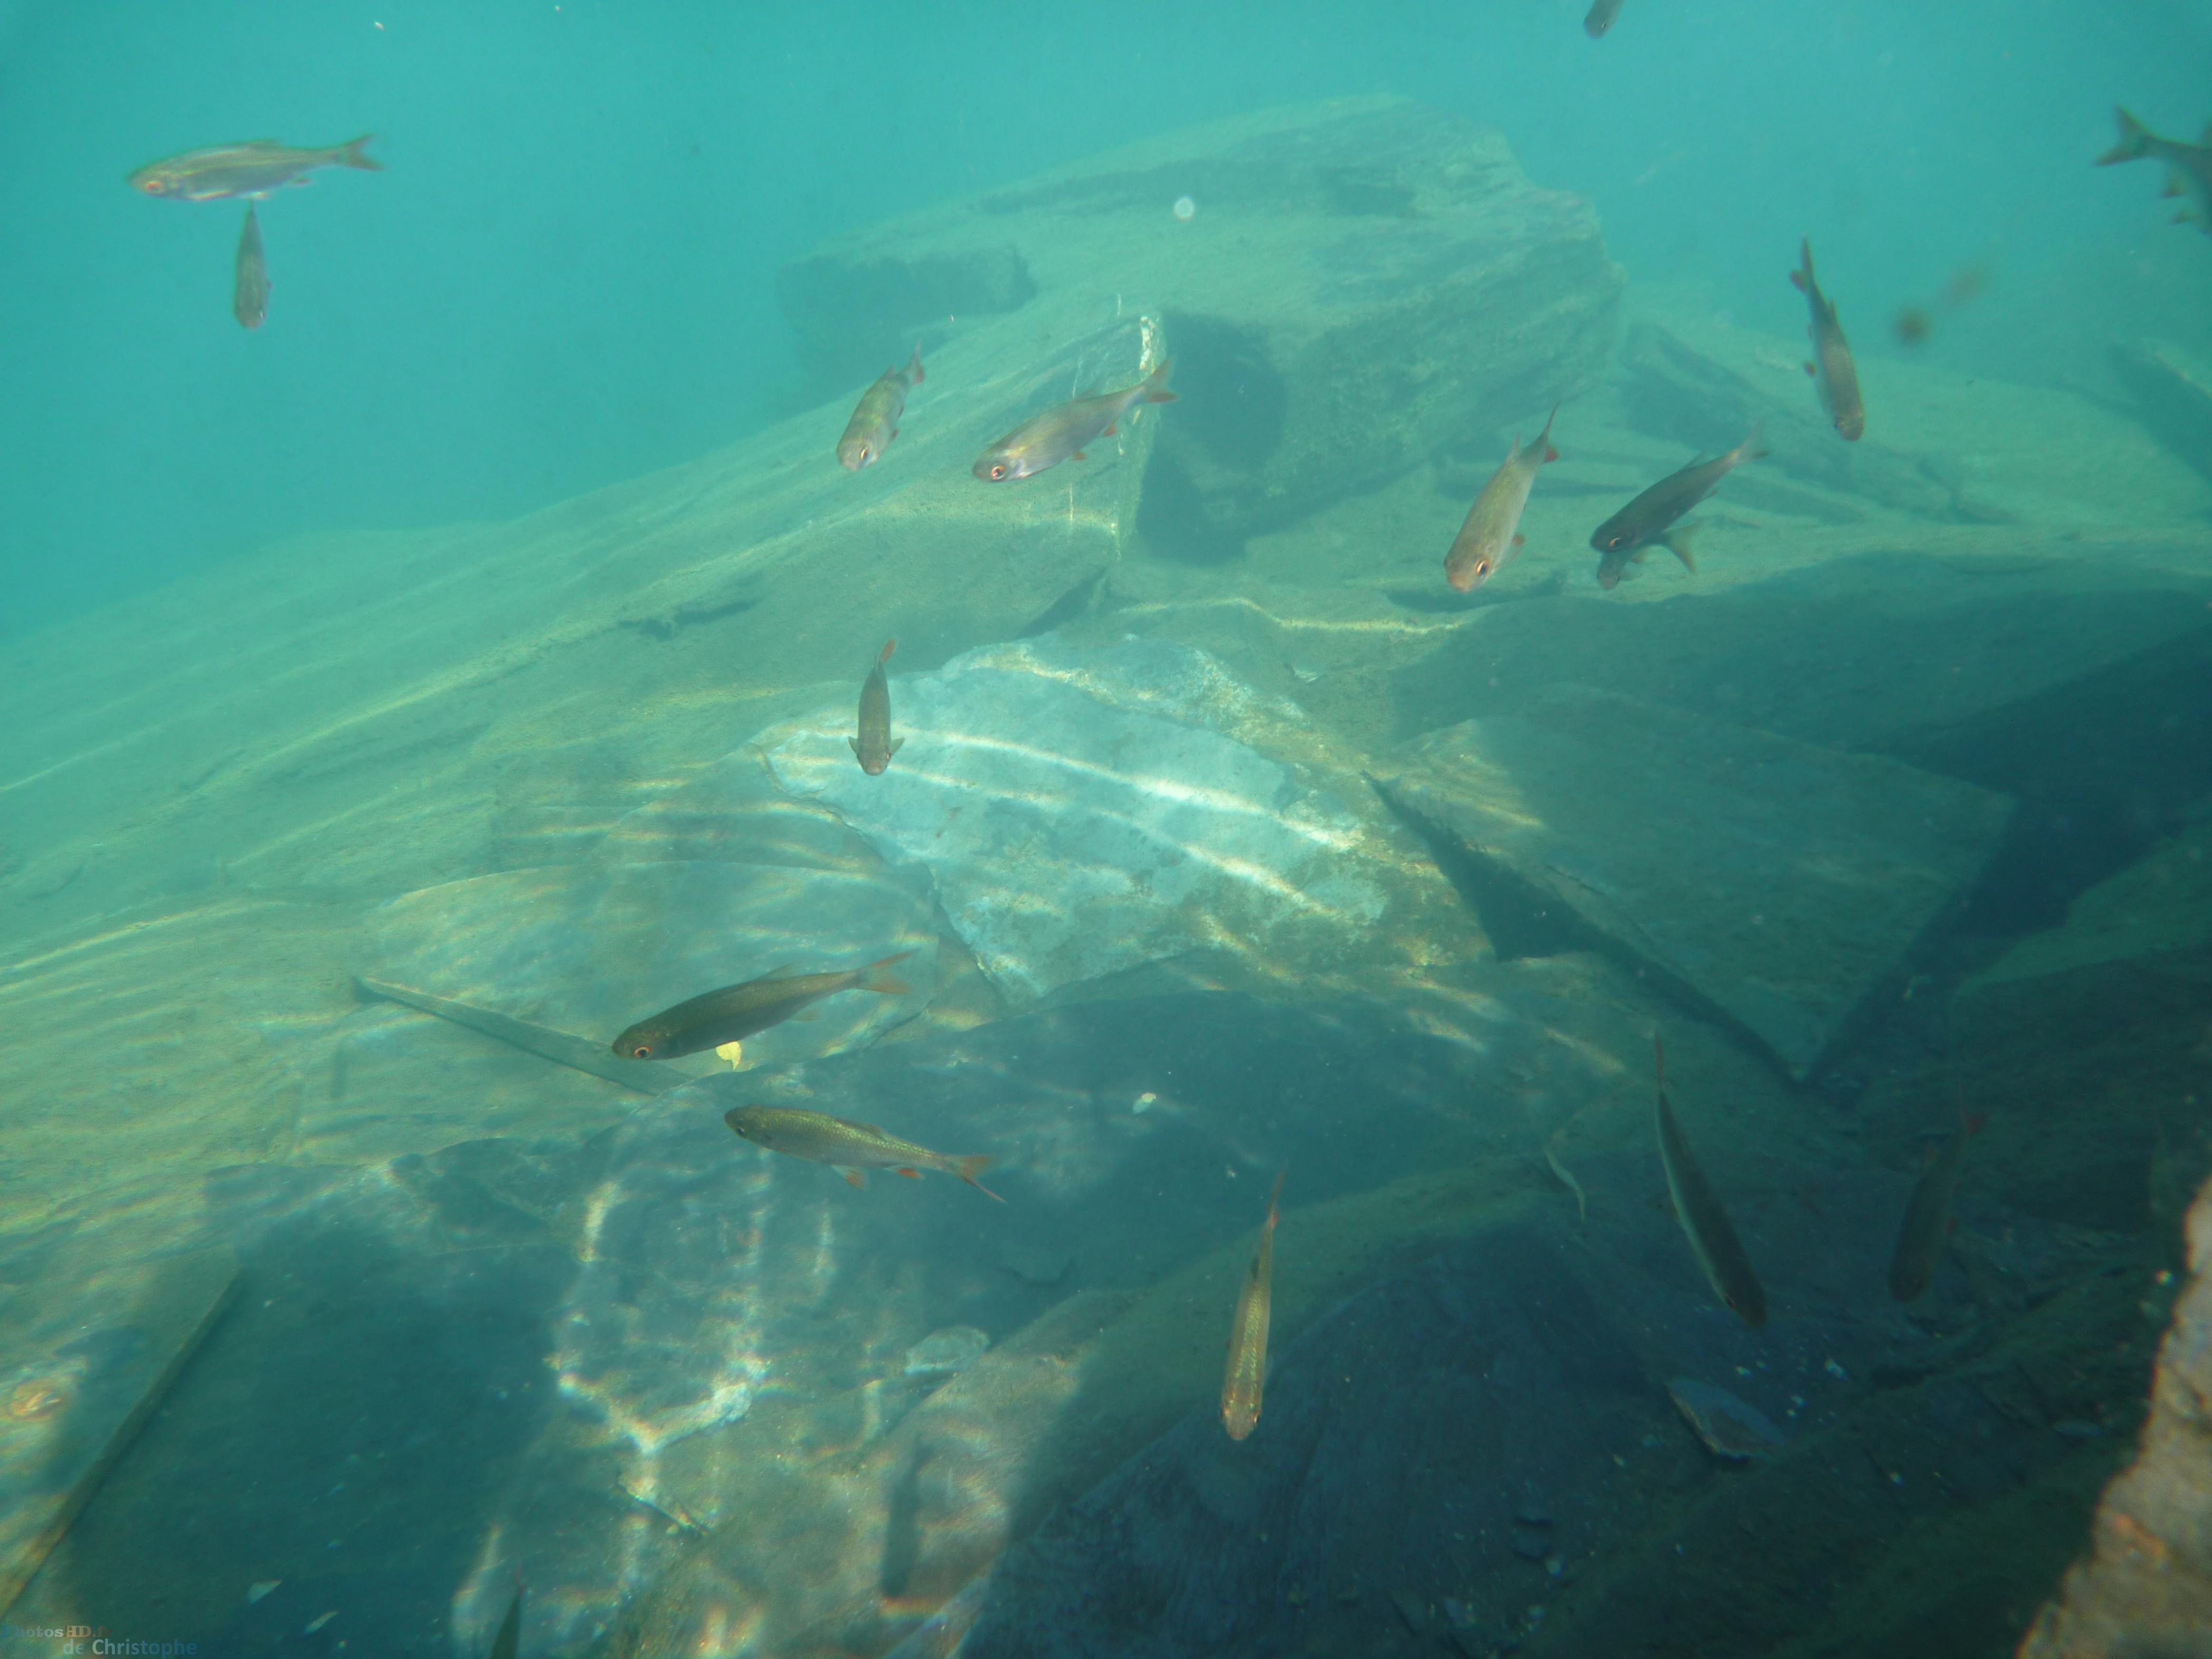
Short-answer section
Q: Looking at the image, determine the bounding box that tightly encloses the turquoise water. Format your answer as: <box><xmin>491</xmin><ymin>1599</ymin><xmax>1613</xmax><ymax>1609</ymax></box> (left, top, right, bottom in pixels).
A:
<box><xmin>1</xmin><ymin>0</ymin><xmax>2207</xmax><ymax>635</ymax></box>
<box><xmin>3</xmin><ymin>5</ymin><xmax>2212</xmax><ymax>1658</ymax></box>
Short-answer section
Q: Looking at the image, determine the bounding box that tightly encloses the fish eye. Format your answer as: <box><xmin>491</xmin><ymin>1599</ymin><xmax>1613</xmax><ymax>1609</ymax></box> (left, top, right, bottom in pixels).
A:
<box><xmin>990</xmin><ymin>463</ymin><xmax>1006</xmax><ymax>480</ymax></box>
<box><xmin>1474</xmin><ymin>560</ymin><xmax>1490</xmax><ymax>577</ymax></box>
<box><xmin>632</xmin><ymin>1044</ymin><xmax>651</xmax><ymax>1059</ymax></box>
<box><xmin>856</xmin><ymin>446</ymin><xmax>871</xmax><ymax>462</ymax></box>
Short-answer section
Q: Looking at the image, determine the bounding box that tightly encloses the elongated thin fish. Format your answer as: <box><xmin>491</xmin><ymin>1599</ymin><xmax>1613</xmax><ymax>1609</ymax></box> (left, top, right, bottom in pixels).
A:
<box><xmin>2097</xmin><ymin>108</ymin><xmax>2212</xmax><ymax>236</ymax></box>
<box><xmin>851</xmin><ymin>638</ymin><xmax>903</xmax><ymax>775</ymax></box>
<box><xmin>1653</xmin><ymin>1035</ymin><xmax>1766</xmax><ymax>1326</ymax></box>
<box><xmin>1584</xmin><ymin>0</ymin><xmax>1626</xmax><ymax>36</ymax></box>
<box><xmin>613</xmin><ymin>953</ymin><xmax>912</xmax><ymax>1060</ymax></box>
<box><xmin>724</xmin><ymin>1104</ymin><xmax>1002</xmax><ymax>1199</ymax></box>
<box><xmin>1887</xmin><ymin>1107</ymin><xmax>1985</xmax><ymax>1301</ymax></box>
<box><xmin>487</xmin><ymin>1577</ymin><xmax>522</xmax><ymax>1659</ymax></box>
<box><xmin>973</xmin><ymin>359</ymin><xmax>1176</xmax><ymax>482</ymax></box>
<box><xmin>130</xmin><ymin>135</ymin><xmax>380</xmax><ymax>201</ymax></box>
<box><xmin>233</xmin><ymin>204</ymin><xmax>270</xmax><ymax>330</ymax></box>
<box><xmin>1221</xmin><ymin>1168</ymin><xmax>1287</xmax><ymax>1441</ymax></box>
<box><xmin>1592</xmin><ymin>426</ymin><xmax>1765</xmax><ymax>589</ymax></box>
<box><xmin>1445</xmin><ymin>407</ymin><xmax>1559</xmax><ymax>591</ymax></box>
<box><xmin>1791</xmin><ymin>239</ymin><xmax>1864</xmax><ymax>441</ymax></box>
<box><xmin>838</xmin><ymin>344</ymin><xmax>924</xmax><ymax>470</ymax></box>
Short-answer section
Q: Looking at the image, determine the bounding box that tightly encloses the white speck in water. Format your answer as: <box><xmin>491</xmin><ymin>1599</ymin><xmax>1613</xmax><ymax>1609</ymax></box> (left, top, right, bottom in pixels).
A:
<box><xmin>1172</xmin><ymin>195</ymin><xmax>1196</xmax><ymax>221</ymax></box>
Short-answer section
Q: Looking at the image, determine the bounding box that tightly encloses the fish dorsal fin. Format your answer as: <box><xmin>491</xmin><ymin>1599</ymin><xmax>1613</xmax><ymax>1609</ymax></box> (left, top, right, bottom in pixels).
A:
<box><xmin>753</xmin><ymin>961</ymin><xmax>801</xmax><ymax>982</ymax></box>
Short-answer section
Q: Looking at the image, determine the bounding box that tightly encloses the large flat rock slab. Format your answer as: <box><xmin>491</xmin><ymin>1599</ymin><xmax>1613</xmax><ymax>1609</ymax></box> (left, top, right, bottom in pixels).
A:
<box><xmin>750</xmin><ymin>635</ymin><xmax>1394</xmax><ymax>1008</ymax></box>
<box><xmin>1373</xmin><ymin>684</ymin><xmax>2014</xmax><ymax>1079</ymax></box>
<box><xmin>779</xmin><ymin>97</ymin><xmax>1622</xmax><ymax>547</ymax></box>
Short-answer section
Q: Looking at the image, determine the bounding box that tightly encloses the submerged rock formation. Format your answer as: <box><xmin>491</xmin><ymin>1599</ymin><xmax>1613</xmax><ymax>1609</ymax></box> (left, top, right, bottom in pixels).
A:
<box><xmin>779</xmin><ymin>97</ymin><xmax>1624</xmax><ymax>556</ymax></box>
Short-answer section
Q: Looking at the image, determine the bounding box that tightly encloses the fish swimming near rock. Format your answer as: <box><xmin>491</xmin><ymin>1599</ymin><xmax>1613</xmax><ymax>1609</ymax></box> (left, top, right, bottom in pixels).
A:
<box><xmin>233</xmin><ymin>204</ymin><xmax>270</xmax><ymax>330</ymax></box>
<box><xmin>1221</xmin><ymin>1168</ymin><xmax>1287</xmax><ymax>1441</ymax></box>
<box><xmin>972</xmin><ymin>358</ymin><xmax>1176</xmax><ymax>482</ymax></box>
<box><xmin>838</xmin><ymin>344</ymin><xmax>924</xmax><ymax>470</ymax></box>
<box><xmin>130</xmin><ymin>135</ymin><xmax>381</xmax><ymax>201</ymax></box>
<box><xmin>1653</xmin><ymin>1035</ymin><xmax>1767</xmax><ymax>1326</ymax></box>
<box><xmin>1584</xmin><ymin>0</ymin><xmax>1626</xmax><ymax>36</ymax></box>
<box><xmin>851</xmin><ymin>637</ymin><xmax>904</xmax><ymax>775</ymax></box>
<box><xmin>2097</xmin><ymin>108</ymin><xmax>2212</xmax><ymax>236</ymax></box>
<box><xmin>613</xmin><ymin>954</ymin><xmax>913</xmax><ymax>1061</ymax></box>
<box><xmin>1791</xmin><ymin>239</ymin><xmax>1864</xmax><ymax>441</ymax></box>
<box><xmin>1591</xmin><ymin>426</ymin><xmax>1766</xmax><ymax>589</ymax></box>
<box><xmin>1445</xmin><ymin>407</ymin><xmax>1559</xmax><ymax>591</ymax></box>
<box><xmin>724</xmin><ymin>1104</ymin><xmax>1002</xmax><ymax>1199</ymax></box>
<box><xmin>487</xmin><ymin>1577</ymin><xmax>522</xmax><ymax>1659</ymax></box>
<box><xmin>1887</xmin><ymin>1105</ymin><xmax>1985</xmax><ymax>1301</ymax></box>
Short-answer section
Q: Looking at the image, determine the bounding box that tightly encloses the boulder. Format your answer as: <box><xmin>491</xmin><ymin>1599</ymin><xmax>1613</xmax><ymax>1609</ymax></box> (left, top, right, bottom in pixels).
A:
<box><xmin>777</xmin><ymin>97</ymin><xmax>1624</xmax><ymax>552</ymax></box>
<box><xmin>1372</xmin><ymin>683</ymin><xmax>2014</xmax><ymax>1080</ymax></box>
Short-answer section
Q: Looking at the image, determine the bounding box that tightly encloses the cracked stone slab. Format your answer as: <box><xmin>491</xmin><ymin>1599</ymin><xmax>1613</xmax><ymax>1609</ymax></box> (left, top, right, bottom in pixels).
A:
<box><xmin>1372</xmin><ymin>683</ymin><xmax>2013</xmax><ymax>1079</ymax></box>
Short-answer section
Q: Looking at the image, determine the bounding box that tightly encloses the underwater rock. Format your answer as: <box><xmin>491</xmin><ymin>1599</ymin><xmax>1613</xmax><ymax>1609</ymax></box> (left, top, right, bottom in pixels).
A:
<box><xmin>753</xmin><ymin>635</ymin><xmax>1390</xmax><ymax>1007</ymax></box>
<box><xmin>1373</xmin><ymin>683</ymin><xmax>2012</xmax><ymax>1080</ymax></box>
<box><xmin>2020</xmin><ymin>1170</ymin><xmax>2212</xmax><ymax>1655</ymax></box>
<box><xmin>1666</xmin><ymin>1376</ymin><xmax>1787</xmax><ymax>1460</ymax></box>
<box><xmin>778</xmin><ymin>96</ymin><xmax>1622</xmax><ymax>546</ymax></box>
<box><xmin>2111</xmin><ymin>335</ymin><xmax>2212</xmax><ymax>486</ymax></box>
<box><xmin>0</xmin><ymin>1245</ymin><xmax>236</xmax><ymax>1614</ymax></box>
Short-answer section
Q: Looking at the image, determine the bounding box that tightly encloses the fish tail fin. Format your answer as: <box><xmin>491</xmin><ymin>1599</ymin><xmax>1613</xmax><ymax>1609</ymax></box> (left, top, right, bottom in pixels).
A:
<box><xmin>337</xmin><ymin>133</ymin><xmax>382</xmax><ymax>171</ymax></box>
<box><xmin>1791</xmin><ymin>237</ymin><xmax>1814</xmax><ymax>293</ymax></box>
<box><xmin>1535</xmin><ymin>403</ymin><xmax>1562</xmax><ymax>464</ymax></box>
<box><xmin>878</xmin><ymin>637</ymin><xmax>897</xmax><ymax>666</ymax></box>
<box><xmin>1662</xmin><ymin>521</ymin><xmax>1700</xmax><ymax>572</ymax></box>
<box><xmin>907</xmin><ymin>343</ymin><xmax>925</xmax><ymax>385</ymax></box>
<box><xmin>1734</xmin><ymin>420</ymin><xmax>1770</xmax><ymax>465</ymax></box>
<box><xmin>1141</xmin><ymin>357</ymin><xmax>1178</xmax><ymax>403</ymax></box>
<box><xmin>2097</xmin><ymin>107</ymin><xmax>2152</xmax><ymax>166</ymax></box>
<box><xmin>953</xmin><ymin>1154</ymin><xmax>1004</xmax><ymax>1201</ymax></box>
<box><xmin>863</xmin><ymin>951</ymin><xmax>915</xmax><ymax>996</ymax></box>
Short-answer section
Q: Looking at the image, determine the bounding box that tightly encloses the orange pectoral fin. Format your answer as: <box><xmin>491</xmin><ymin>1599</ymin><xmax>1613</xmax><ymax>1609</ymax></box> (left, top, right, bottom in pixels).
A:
<box><xmin>1804</xmin><ymin>362</ymin><xmax>1817</xmax><ymax>377</ymax></box>
<box><xmin>895</xmin><ymin>1167</ymin><xmax>923</xmax><ymax>1180</ymax></box>
<box><xmin>1071</xmin><ymin>449</ymin><xmax>1088</xmax><ymax>461</ymax></box>
<box><xmin>1103</xmin><ymin>419</ymin><xmax>1118</xmax><ymax>437</ymax></box>
<box><xmin>841</xmin><ymin>1168</ymin><xmax>867</xmax><ymax>1188</ymax></box>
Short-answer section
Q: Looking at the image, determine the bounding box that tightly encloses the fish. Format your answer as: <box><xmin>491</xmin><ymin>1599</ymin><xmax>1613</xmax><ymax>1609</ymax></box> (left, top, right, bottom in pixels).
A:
<box><xmin>1221</xmin><ymin>1168</ymin><xmax>1286</xmax><ymax>1440</ymax></box>
<box><xmin>851</xmin><ymin>638</ymin><xmax>904</xmax><ymax>775</ymax></box>
<box><xmin>1886</xmin><ymin>1107</ymin><xmax>1986</xmax><ymax>1301</ymax></box>
<box><xmin>1653</xmin><ymin>1035</ymin><xmax>1766</xmax><ymax>1326</ymax></box>
<box><xmin>233</xmin><ymin>204</ymin><xmax>270</xmax><ymax>330</ymax></box>
<box><xmin>487</xmin><ymin>1576</ymin><xmax>522</xmax><ymax>1659</ymax></box>
<box><xmin>1444</xmin><ymin>407</ymin><xmax>1559</xmax><ymax>591</ymax></box>
<box><xmin>838</xmin><ymin>344</ymin><xmax>924</xmax><ymax>470</ymax></box>
<box><xmin>129</xmin><ymin>135</ymin><xmax>381</xmax><ymax>201</ymax></box>
<box><xmin>724</xmin><ymin>1104</ymin><xmax>1002</xmax><ymax>1199</ymax></box>
<box><xmin>613</xmin><ymin>953</ymin><xmax>913</xmax><ymax>1061</ymax></box>
<box><xmin>1584</xmin><ymin>0</ymin><xmax>1626</xmax><ymax>36</ymax></box>
<box><xmin>1591</xmin><ymin>425</ymin><xmax>1765</xmax><ymax>589</ymax></box>
<box><xmin>2097</xmin><ymin>108</ymin><xmax>2212</xmax><ymax>235</ymax></box>
<box><xmin>973</xmin><ymin>359</ymin><xmax>1176</xmax><ymax>482</ymax></box>
<box><xmin>1790</xmin><ymin>239</ymin><xmax>1864</xmax><ymax>441</ymax></box>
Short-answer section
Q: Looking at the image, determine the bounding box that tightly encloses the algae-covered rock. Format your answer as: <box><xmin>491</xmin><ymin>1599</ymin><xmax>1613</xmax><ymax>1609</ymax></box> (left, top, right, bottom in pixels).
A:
<box><xmin>778</xmin><ymin>97</ymin><xmax>1623</xmax><ymax>549</ymax></box>
<box><xmin>1372</xmin><ymin>683</ymin><xmax>2013</xmax><ymax>1080</ymax></box>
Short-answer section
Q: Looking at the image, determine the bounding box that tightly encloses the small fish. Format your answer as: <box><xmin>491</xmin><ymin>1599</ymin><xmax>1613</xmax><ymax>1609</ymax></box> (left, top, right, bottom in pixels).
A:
<box><xmin>1667</xmin><ymin>1377</ymin><xmax>1786</xmax><ymax>1461</ymax></box>
<box><xmin>1584</xmin><ymin>0</ymin><xmax>1626</xmax><ymax>36</ymax></box>
<box><xmin>973</xmin><ymin>359</ymin><xmax>1176</xmax><ymax>482</ymax></box>
<box><xmin>130</xmin><ymin>135</ymin><xmax>380</xmax><ymax>202</ymax></box>
<box><xmin>488</xmin><ymin>1576</ymin><xmax>522</xmax><ymax>1659</ymax></box>
<box><xmin>838</xmin><ymin>343</ymin><xmax>924</xmax><ymax>470</ymax></box>
<box><xmin>724</xmin><ymin>1104</ymin><xmax>1002</xmax><ymax>1199</ymax></box>
<box><xmin>1886</xmin><ymin>1107</ymin><xmax>1985</xmax><ymax>1301</ymax></box>
<box><xmin>1221</xmin><ymin>1168</ymin><xmax>1287</xmax><ymax>1441</ymax></box>
<box><xmin>613</xmin><ymin>953</ymin><xmax>912</xmax><ymax>1060</ymax></box>
<box><xmin>1653</xmin><ymin>1035</ymin><xmax>1766</xmax><ymax>1326</ymax></box>
<box><xmin>1444</xmin><ymin>407</ymin><xmax>1559</xmax><ymax>591</ymax></box>
<box><xmin>1544</xmin><ymin>1133</ymin><xmax>1588</xmax><ymax>1223</ymax></box>
<box><xmin>1791</xmin><ymin>239</ymin><xmax>1864</xmax><ymax>441</ymax></box>
<box><xmin>2097</xmin><ymin>108</ymin><xmax>2212</xmax><ymax>235</ymax></box>
<box><xmin>233</xmin><ymin>204</ymin><xmax>270</xmax><ymax>330</ymax></box>
<box><xmin>851</xmin><ymin>638</ymin><xmax>904</xmax><ymax>775</ymax></box>
<box><xmin>1591</xmin><ymin>426</ymin><xmax>1765</xmax><ymax>589</ymax></box>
